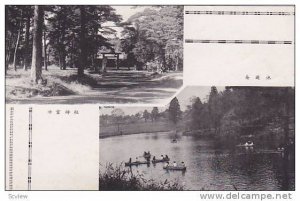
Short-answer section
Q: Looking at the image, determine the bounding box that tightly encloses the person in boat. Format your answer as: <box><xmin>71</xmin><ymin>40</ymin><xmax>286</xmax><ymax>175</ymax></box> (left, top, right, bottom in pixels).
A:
<box><xmin>181</xmin><ymin>162</ymin><xmax>185</xmax><ymax>167</ymax></box>
<box><xmin>173</xmin><ymin>161</ymin><xmax>177</xmax><ymax>167</ymax></box>
<box><xmin>148</xmin><ymin>151</ymin><xmax>150</xmax><ymax>155</ymax></box>
<box><xmin>165</xmin><ymin>155</ymin><xmax>169</xmax><ymax>160</ymax></box>
<box><xmin>160</xmin><ymin>155</ymin><xmax>164</xmax><ymax>160</ymax></box>
<box><xmin>129</xmin><ymin>157</ymin><xmax>132</xmax><ymax>164</ymax></box>
<box><xmin>135</xmin><ymin>157</ymin><xmax>139</xmax><ymax>162</ymax></box>
<box><xmin>164</xmin><ymin>161</ymin><xmax>169</xmax><ymax>168</ymax></box>
<box><xmin>144</xmin><ymin>151</ymin><xmax>147</xmax><ymax>156</ymax></box>
<box><xmin>278</xmin><ymin>143</ymin><xmax>285</xmax><ymax>151</ymax></box>
<box><xmin>153</xmin><ymin>156</ymin><xmax>156</xmax><ymax>161</ymax></box>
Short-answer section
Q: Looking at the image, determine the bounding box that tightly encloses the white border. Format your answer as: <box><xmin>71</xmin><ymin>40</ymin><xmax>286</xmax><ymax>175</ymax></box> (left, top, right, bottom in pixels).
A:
<box><xmin>1</xmin><ymin>1</ymin><xmax>298</xmax><ymax>201</ymax></box>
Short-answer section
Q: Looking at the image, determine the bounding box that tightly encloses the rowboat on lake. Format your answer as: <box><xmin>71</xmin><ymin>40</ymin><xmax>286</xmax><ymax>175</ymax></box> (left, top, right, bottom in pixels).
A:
<box><xmin>236</xmin><ymin>141</ymin><xmax>254</xmax><ymax>147</ymax></box>
<box><xmin>125</xmin><ymin>161</ymin><xmax>150</xmax><ymax>167</ymax></box>
<box><xmin>152</xmin><ymin>158</ymin><xmax>170</xmax><ymax>164</ymax></box>
<box><xmin>163</xmin><ymin>165</ymin><xmax>186</xmax><ymax>171</ymax></box>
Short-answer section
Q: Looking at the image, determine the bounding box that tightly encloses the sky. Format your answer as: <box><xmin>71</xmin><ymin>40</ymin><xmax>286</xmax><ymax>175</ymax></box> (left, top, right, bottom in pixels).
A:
<box><xmin>100</xmin><ymin>86</ymin><xmax>225</xmax><ymax>115</ymax></box>
<box><xmin>176</xmin><ymin>86</ymin><xmax>224</xmax><ymax>110</ymax></box>
<box><xmin>112</xmin><ymin>6</ymin><xmax>148</xmax><ymax>22</ymax></box>
<box><xmin>103</xmin><ymin>6</ymin><xmax>151</xmax><ymax>38</ymax></box>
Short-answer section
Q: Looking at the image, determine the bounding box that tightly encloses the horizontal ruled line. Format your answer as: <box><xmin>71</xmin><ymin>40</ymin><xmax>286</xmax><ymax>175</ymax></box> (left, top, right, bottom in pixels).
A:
<box><xmin>185</xmin><ymin>11</ymin><xmax>295</xmax><ymax>16</ymax></box>
<box><xmin>185</xmin><ymin>39</ymin><xmax>293</xmax><ymax>45</ymax></box>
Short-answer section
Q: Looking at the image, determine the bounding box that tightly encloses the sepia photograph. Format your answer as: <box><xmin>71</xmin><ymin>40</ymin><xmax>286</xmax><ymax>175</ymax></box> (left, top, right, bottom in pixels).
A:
<box><xmin>99</xmin><ymin>86</ymin><xmax>295</xmax><ymax>191</ymax></box>
<box><xmin>3</xmin><ymin>3</ymin><xmax>296</xmax><ymax>199</ymax></box>
<box><xmin>5</xmin><ymin>5</ymin><xmax>183</xmax><ymax>104</ymax></box>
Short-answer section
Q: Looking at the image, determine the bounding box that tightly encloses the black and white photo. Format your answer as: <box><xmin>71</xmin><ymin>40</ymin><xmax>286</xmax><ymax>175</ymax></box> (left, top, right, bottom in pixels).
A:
<box><xmin>99</xmin><ymin>86</ymin><xmax>295</xmax><ymax>191</ymax></box>
<box><xmin>5</xmin><ymin>5</ymin><xmax>183</xmax><ymax>104</ymax></box>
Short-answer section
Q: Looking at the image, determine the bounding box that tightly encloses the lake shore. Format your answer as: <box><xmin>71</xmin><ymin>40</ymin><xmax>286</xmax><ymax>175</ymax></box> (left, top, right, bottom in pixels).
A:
<box><xmin>100</xmin><ymin>121</ymin><xmax>175</xmax><ymax>139</ymax></box>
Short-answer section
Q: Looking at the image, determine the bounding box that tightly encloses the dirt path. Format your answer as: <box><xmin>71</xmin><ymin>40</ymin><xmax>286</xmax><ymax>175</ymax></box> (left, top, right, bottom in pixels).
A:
<box><xmin>6</xmin><ymin>69</ymin><xmax>183</xmax><ymax>104</ymax></box>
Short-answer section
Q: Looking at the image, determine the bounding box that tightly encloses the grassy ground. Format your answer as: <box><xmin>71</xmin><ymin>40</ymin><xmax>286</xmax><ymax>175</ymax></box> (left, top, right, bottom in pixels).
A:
<box><xmin>100</xmin><ymin>121</ymin><xmax>174</xmax><ymax>138</ymax></box>
<box><xmin>99</xmin><ymin>163</ymin><xmax>184</xmax><ymax>190</ymax></box>
<box><xmin>6</xmin><ymin>65</ymin><xmax>183</xmax><ymax>104</ymax></box>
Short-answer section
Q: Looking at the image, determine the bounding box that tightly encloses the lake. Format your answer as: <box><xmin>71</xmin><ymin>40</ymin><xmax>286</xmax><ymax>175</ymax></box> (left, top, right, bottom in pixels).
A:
<box><xmin>99</xmin><ymin>132</ymin><xmax>295</xmax><ymax>190</ymax></box>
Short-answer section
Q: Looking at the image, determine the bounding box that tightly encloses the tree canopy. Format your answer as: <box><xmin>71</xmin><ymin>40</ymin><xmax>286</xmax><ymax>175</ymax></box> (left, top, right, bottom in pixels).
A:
<box><xmin>6</xmin><ymin>5</ymin><xmax>183</xmax><ymax>83</ymax></box>
<box><xmin>121</xmin><ymin>6</ymin><xmax>183</xmax><ymax>71</ymax></box>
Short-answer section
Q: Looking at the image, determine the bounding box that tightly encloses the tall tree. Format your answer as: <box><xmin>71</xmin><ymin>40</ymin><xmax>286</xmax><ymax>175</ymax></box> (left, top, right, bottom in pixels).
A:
<box><xmin>143</xmin><ymin>110</ymin><xmax>150</xmax><ymax>122</ymax></box>
<box><xmin>151</xmin><ymin>107</ymin><xmax>159</xmax><ymax>122</ymax></box>
<box><xmin>43</xmin><ymin>29</ymin><xmax>48</xmax><ymax>70</ymax></box>
<box><xmin>23</xmin><ymin>6</ymin><xmax>32</xmax><ymax>70</ymax></box>
<box><xmin>12</xmin><ymin>8</ymin><xmax>23</xmax><ymax>71</ymax></box>
<box><xmin>78</xmin><ymin>6</ymin><xmax>86</xmax><ymax>76</ymax></box>
<box><xmin>122</xmin><ymin>6</ymin><xmax>183</xmax><ymax>71</ymax></box>
<box><xmin>31</xmin><ymin>6</ymin><xmax>44</xmax><ymax>83</ymax></box>
<box><xmin>169</xmin><ymin>97</ymin><xmax>181</xmax><ymax>126</ymax></box>
<box><xmin>191</xmin><ymin>97</ymin><xmax>203</xmax><ymax>130</ymax></box>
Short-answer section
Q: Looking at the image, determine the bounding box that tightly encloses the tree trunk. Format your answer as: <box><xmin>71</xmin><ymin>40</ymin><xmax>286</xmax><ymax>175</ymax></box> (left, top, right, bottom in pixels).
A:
<box><xmin>47</xmin><ymin>47</ymin><xmax>50</xmax><ymax>65</ymax></box>
<box><xmin>161</xmin><ymin>47</ymin><xmax>166</xmax><ymax>71</ymax></box>
<box><xmin>5</xmin><ymin>8</ymin><xmax>10</xmax><ymax>74</ymax></box>
<box><xmin>70</xmin><ymin>35</ymin><xmax>75</xmax><ymax>68</ymax></box>
<box><xmin>58</xmin><ymin>53</ymin><xmax>62</xmax><ymax>69</ymax></box>
<box><xmin>101</xmin><ymin>56</ymin><xmax>107</xmax><ymax>73</ymax></box>
<box><xmin>91</xmin><ymin>55</ymin><xmax>95</xmax><ymax>70</ymax></box>
<box><xmin>23</xmin><ymin>13</ymin><xmax>30</xmax><ymax>70</ymax></box>
<box><xmin>5</xmin><ymin>51</ymin><xmax>10</xmax><ymax>74</ymax></box>
<box><xmin>13</xmin><ymin>12</ymin><xmax>23</xmax><ymax>71</ymax></box>
<box><xmin>43</xmin><ymin>30</ymin><xmax>48</xmax><ymax>70</ymax></box>
<box><xmin>78</xmin><ymin>6</ymin><xmax>86</xmax><ymax>76</ymax></box>
<box><xmin>61</xmin><ymin>22</ymin><xmax>67</xmax><ymax>70</ymax></box>
<box><xmin>31</xmin><ymin>6</ymin><xmax>44</xmax><ymax>83</ymax></box>
<box><xmin>5</xmin><ymin>36</ymin><xmax>12</xmax><ymax>74</ymax></box>
<box><xmin>175</xmin><ymin>55</ymin><xmax>179</xmax><ymax>71</ymax></box>
<box><xmin>94</xmin><ymin>53</ymin><xmax>99</xmax><ymax>72</ymax></box>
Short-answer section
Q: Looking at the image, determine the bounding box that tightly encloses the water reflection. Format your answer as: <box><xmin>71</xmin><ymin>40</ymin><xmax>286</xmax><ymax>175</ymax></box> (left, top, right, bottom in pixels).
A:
<box><xmin>99</xmin><ymin>132</ymin><xmax>295</xmax><ymax>190</ymax></box>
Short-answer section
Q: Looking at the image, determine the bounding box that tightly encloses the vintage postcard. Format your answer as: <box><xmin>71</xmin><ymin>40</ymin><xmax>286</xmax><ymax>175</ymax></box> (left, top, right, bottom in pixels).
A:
<box><xmin>4</xmin><ymin>4</ymin><xmax>295</xmax><ymax>194</ymax></box>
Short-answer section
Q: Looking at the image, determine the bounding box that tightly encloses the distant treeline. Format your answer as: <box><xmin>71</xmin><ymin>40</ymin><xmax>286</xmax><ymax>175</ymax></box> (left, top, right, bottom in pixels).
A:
<box><xmin>100</xmin><ymin>87</ymin><xmax>295</xmax><ymax>147</ymax></box>
<box><xmin>184</xmin><ymin>87</ymin><xmax>295</xmax><ymax>146</ymax></box>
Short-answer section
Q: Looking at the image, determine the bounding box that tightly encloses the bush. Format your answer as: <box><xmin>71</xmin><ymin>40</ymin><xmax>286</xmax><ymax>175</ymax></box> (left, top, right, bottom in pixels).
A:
<box><xmin>99</xmin><ymin>163</ymin><xmax>184</xmax><ymax>191</ymax></box>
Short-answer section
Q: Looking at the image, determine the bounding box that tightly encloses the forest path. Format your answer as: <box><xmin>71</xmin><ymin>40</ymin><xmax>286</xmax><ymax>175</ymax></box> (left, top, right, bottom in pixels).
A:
<box><xmin>6</xmin><ymin>68</ymin><xmax>183</xmax><ymax>104</ymax></box>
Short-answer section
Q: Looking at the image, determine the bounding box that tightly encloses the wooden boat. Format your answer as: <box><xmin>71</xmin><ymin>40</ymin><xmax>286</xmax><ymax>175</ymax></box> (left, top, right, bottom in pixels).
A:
<box><xmin>236</xmin><ymin>142</ymin><xmax>254</xmax><ymax>147</ymax></box>
<box><xmin>152</xmin><ymin>158</ymin><xmax>170</xmax><ymax>163</ymax></box>
<box><xmin>125</xmin><ymin>161</ymin><xmax>150</xmax><ymax>167</ymax></box>
<box><xmin>163</xmin><ymin>165</ymin><xmax>186</xmax><ymax>171</ymax></box>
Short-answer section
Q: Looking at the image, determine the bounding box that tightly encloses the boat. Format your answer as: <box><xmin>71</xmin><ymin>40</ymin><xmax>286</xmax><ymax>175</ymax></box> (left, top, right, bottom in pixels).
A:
<box><xmin>125</xmin><ymin>161</ymin><xmax>150</xmax><ymax>167</ymax></box>
<box><xmin>277</xmin><ymin>147</ymin><xmax>285</xmax><ymax>152</ymax></box>
<box><xmin>236</xmin><ymin>141</ymin><xmax>254</xmax><ymax>147</ymax></box>
<box><xmin>152</xmin><ymin>158</ymin><xmax>170</xmax><ymax>164</ymax></box>
<box><xmin>163</xmin><ymin>165</ymin><xmax>186</xmax><ymax>171</ymax></box>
